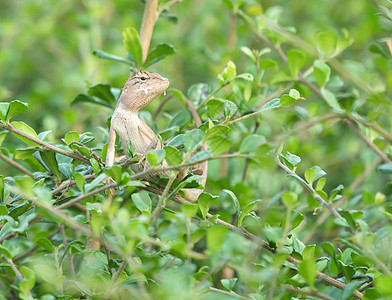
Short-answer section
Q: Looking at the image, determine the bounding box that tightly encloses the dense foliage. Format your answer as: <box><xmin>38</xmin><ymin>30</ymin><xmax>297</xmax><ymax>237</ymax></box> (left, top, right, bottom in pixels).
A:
<box><xmin>1</xmin><ymin>0</ymin><xmax>392</xmax><ymax>299</ymax></box>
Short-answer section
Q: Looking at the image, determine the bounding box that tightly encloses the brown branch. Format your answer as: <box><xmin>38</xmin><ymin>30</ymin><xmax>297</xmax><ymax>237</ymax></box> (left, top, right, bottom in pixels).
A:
<box><xmin>204</xmin><ymin>213</ymin><xmax>362</xmax><ymax>299</ymax></box>
<box><xmin>349</xmin><ymin>115</ymin><xmax>392</xmax><ymax>144</ymax></box>
<box><xmin>51</xmin><ymin>174</ymin><xmax>96</xmax><ymax>195</ymax></box>
<box><xmin>139</xmin><ymin>0</ymin><xmax>159</xmax><ymax>63</ymax></box>
<box><xmin>274</xmin><ymin>156</ymin><xmax>342</xmax><ymax>218</ymax></box>
<box><xmin>153</xmin><ymin>95</ymin><xmax>173</xmax><ymax>120</ymax></box>
<box><xmin>58</xmin><ymin>182</ymin><xmax>117</xmax><ymax>209</ymax></box>
<box><xmin>0</xmin><ymin>152</ymin><xmax>34</xmax><ymax>177</ymax></box>
<box><xmin>347</xmin><ymin>121</ymin><xmax>391</xmax><ymax>163</ymax></box>
<box><xmin>60</xmin><ymin>224</ymin><xmax>75</xmax><ymax>277</ymax></box>
<box><xmin>281</xmin><ymin>284</ymin><xmax>334</xmax><ymax>300</ymax></box>
<box><xmin>0</xmin><ymin>123</ymin><xmax>90</xmax><ymax>165</ymax></box>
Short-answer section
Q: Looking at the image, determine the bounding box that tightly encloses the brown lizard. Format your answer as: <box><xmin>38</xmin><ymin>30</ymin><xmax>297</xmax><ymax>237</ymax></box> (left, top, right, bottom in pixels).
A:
<box><xmin>105</xmin><ymin>70</ymin><xmax>207</xmax><ymax>202</ymax></box>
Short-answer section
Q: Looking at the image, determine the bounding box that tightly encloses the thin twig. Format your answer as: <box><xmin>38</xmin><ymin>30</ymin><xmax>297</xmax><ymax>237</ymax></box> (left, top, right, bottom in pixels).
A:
<box><xmin>281</xmin><ymin>284</ymin><xmax>334</xmax><ymax>300</ymax></box>
<box><xmin>349</xmin><ymin>115</ymin><xmax>392</xmax><ymax>143</ymax></box>
<box><xmin>347</xmin><ymin>121</ymin><xmax>391</xmax><ymax>163</ymax></box>
<box><xmin>58</xmin><ymin>182</ymin><xmax>117</xmax><ymax>209</ymax></box>
<box><xmin>60</xmin><ymin>224</ymin><xmax>75</xmax><ymax>277</ymax></box>
<box><xmin>14</xmin><ymin>229</ymin><xmax>59</xmax><ymax>261</ymax></box>
<box><xmin>52</xmin><ymin>174</ymin><xmax>96</xmax><ymax>195</ymax></box>
<box><xmin>0</xmin><ymin>123</ymin><xmax>90</xmax><ymax>164</ymax></box>
<box><xmin>149</xmin><ymin>173</ymin><xmax>177</xmax><ymax>224</ymax></box>
<box><xmin>0</xmin><ymin>151</ymin><xmax>34</xmax><ymax>177</ymax></box>
<box><xmin>204</xmin><ymin>213</ymin><xmax>362</xmax><ymax>299</ymax></box>
<box><xmin>104</xmin><ymin>260</ymin><xmax>128</xmax><ymax>300</ymax></box>
<box><xmin>5</xmin><ymin>257</ymin><xmax>33</xmax><ymax>297</ymax></box>
<box><xmin>274</xmin><ymin>155</ymin><xmax>342</xmax><ymax>218</ymax></box>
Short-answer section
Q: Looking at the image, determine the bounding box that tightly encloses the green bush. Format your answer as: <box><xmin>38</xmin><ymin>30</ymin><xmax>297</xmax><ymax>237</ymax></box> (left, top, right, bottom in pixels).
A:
<box><xmin>1</xmin><ymin>1</ymin><xmax>392</xmax><ymax>299</ymax></box>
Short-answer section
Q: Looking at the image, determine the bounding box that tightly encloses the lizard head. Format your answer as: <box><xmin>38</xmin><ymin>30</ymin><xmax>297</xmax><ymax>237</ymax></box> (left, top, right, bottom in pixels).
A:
<box><xmin>119</xmin><ymin>70</ymin><xmax>170</xmax><ymax>111</ymax></box>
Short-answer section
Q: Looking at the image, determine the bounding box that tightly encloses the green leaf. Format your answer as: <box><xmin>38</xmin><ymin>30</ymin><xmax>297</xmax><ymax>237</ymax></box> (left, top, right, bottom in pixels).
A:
<box><xmin>198</xmin><ymin>192</ymin><xmax>218</xmax><ymax>219</ymax></box>
<box><xmin>239</xmin><ymin>134</ymin><xmax>266</xmax><ymax>153</ymax></box>
<box><xmin>0</xmin><ymin>131</ymin><xmax>7</xmax><ymax>146</ymax></box>
<box><xmin>0</xmin><ymin>103</ymin><xmax>10</xmax><ymax>122</ymax></box>
<box><xmin>123</xmin><ymin>27</ymin><xmax>143</xmax><ymax>66</ymax></box>
<box><xmin>219</xmin><ymin>60</ymin><xmax>237</xmax><ymax>83</ymax></box>
<box><xmin>184</xmin><ymin>129</ymin><xmax>204</xmax><ymax>152</ymax></box>
<box><xmin>321</xmin><ymin>88</ymin><xmax>343</xmax><ymax>112</ymax></box>
<box><xmin>36</xmin><ymin>238</ymin><xmax>55</xmax><ymax>252</ymax></box>
<box><xmin>88</xmin><ymin>84</ymin><xmax>116</xmax><ymax>106</ymax></box>
<box><xmin>188</xmin><ymin>150</ymin><xmax>212</xmax><ymax>163</ymax></box>
<box><xmin>40</xmin><ymin>151</ymin><xmax>61</xmax><ymax>180</ymax></box>
<box><xmin>64</xmin><ymin>131</ymin><xmax>80</xmax><ymax>146</ymax></box>
<box><xmin>238</xmin><ymin>199</ymin><xmax>261</xmax><ymax>226</ymax></box>
<box><xmin>0</xmin><ymin>204</ymin><xmax>8</xmax><ymax>216</ymax></box>
<box><xmin>206</xmin><ymin>225</ymin><xmax>228</xmax><ymax>252</ymax></box>
<box><xmin>377</xmin><ymin>162</ymin><xmax>392</xmax><ymax>174</ymax></box>
<box><xmin>315</xmin><ymin>178</ymin><xmax>326</xmax><ymax>190</ymax></box>
<box><xmin>38</xmin><ymin>130</ymin><xmax>51</xmax><ymax>141</ymax></box>
<box><xmin>19</xmin><ymin>266</ymin><xmax>35</xmax><ymax>295</ymax></box>
<box><xmin>203</xmin><ymin>125</ymin><xmax>230</xmax><ymax>142</ymax></box>
<box><xmin>104</xmin><ymin>165</ymin><xmax>122</xmax><ymax>182</ymax></box>
<box><xmin>299</xmin><ymin>259</ymin><xmax>316</xmax><ymax>287</ymax></box>
<box><xmin>72</xmin><ymin>93</ymin><xmax>113</xmax><ymax>108</ymax></box>
<box><xmin>316</xmin><ymin>30</ymin><xmax>338</xmax><ymax>57</ymax></box>
<box><xmin>11</xmin><ymin>121</ymin><xmax>40</xmax><ymax>146</ymax></box>
<box><xmin>209</xmin><ymin>135</ymin><xmax>231</xmax><ymax>154</ymax></box>
<box><xmin>74</xmin><ymin>173</ymin><xmax>85</xmax><ymax>194</ymax></box>
<box><xmin>221</xmin><ymin>278</ymin><xmax>238</xmax><ymax>291</ymax></box>
<box><xmin>146</xmin><ymin>149</ymin><xmax>166</xmax><ymax>166</ymax></box>
<box><xmin>302</xmin><ymin>245</ymin><xmax>315</xmax><ymax>260</ymax></box>
<box><xmin>310</xmin><ymin>165</ymin><xmax>327</xmax><ymax>180</ymax></box>
<box><xmin>342</xmin><ymin>282</ymin><xmax>359</xmax><ymax>300</ymax></box>
<box><xmin>14</xmin><ymin>148</ymin><xmax>35</xmax><ymax>160</ymax></box>
<box><xmin>85</xmin><ymin>173</ymin><xmax>106</xmax><ymax>192</ymax></box>
<box><xmin>279</xmin><ymin>94</ymin><xmax>297</xmax><ymax>107</ymax></box>
<box><xmin>182</xmin><ymin>203</ymin><xmax>198</xmax><ymax>218</ymax></box>
<box><xmin>164</xmin><ymin>146</ymin><xmax>182</xmax><ymax>166</ymax></box>
<box><xmin>92</xmin><ymin>49</ymin><xmax>132</xmax><ymax>65</ymax></box>
<box><xmin>259</xmin><ymin>58</ymin><xmax>277</xmax><ymax>69</ymax></box>
<box><xmin>313</xmin><ymin>60</ymin><xmax>331</xmax><ymax>87</ymax></box>
<box><xmin>187</xmin><ymin>83</ymin><xmax>210</xmax><ymax>105</ymax></box>
<box><xmin>167</xmin><ymin>134</ymin><xmax>184</xmax><ymax>147</ymax></box>
<box><xmin>90</xmin><ymin>158</ymin><xmax>100</xmax><ymax>175</ymax></box>
<box><xmin>305</xmin><ymin>168</ymin><xmax>316</xmax><ymax>185</ymax></box>
<box><xmin>241</xmin><ymin>46</ymin><xmax>256</xmax><ymax>62</ymax></box>
<box><xmin>132</xmin><ymin>191</ymin><xmax>152</xmax><ymax>214</ymax></box>
<box><xmin>223</xmin><ymin>100</ymin><xmax>238</xmax><ymax>119</ymax></box>
<box><xmin>207</xmin><ymin>98</ymin><xmax>224</xmax><ymax>117</ymax></box>
<box><xmin>144</xmin><ymin>43</ymin><xmax>176</xmax><ymax>67</ymax></box>
<box><xmin>262</xmin><ymin>97</ymin><xmax>280</xmax><ymax>110</ymax></box>
<box><xmin>0</xmin><ymin>245</ymin><xmax>12</xmax><ymax>258</ymax></box>
<box><xmin>287</xmin><ymin>49</ymin><xmax>306</xmax><ymax>77</ymax></box>
<box><xmin>9</xmin><ymin>201</ymin><xmax>31</xmax><ymax>219</ymax></box>
<box><xmin>86</xmin><ymin>202</ymin><xmax>102</xmax><ymax>213</ymax></box>
<box><xmin>235</xmin><ymin>73</ymin><xmax>254</xmax><ymax>81</ymax></box>
<box><xmin>321</xmin><ymin>241</ymin><xmax>335</xmax><ymax>257</ymax></box>
<box><xmin>283</xmin><ymin>152</ymin><xmax>301</xmax><ymax>167</ymax></box>
<box><xmin>222</xmin><ymin>189</ymin><xmax>240</xmax><ymax>215</ymax></box>
<box><xmin>7</xmin><ymin>100</ymin><xmax>28</xmax><ymax>121</ymax></box>
<box><xmin>281</xmin><ymin>192</ymin><xmax>297</xmax><ymax>209</ymax></box>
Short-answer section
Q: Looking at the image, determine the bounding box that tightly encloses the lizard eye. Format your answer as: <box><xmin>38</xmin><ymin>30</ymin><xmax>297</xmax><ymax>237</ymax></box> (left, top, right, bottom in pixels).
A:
<box><xmin>140</xmin><ymin>76</ymin><xmax>147</xmax><ymax>81</ymax></box>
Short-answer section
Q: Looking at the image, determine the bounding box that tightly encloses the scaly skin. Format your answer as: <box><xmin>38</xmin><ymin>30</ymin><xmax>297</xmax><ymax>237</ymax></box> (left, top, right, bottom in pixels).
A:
<box><xmin>105</xmin><ymin>71</ymin><xmax>207</xmax><ymax>202</ymax></box>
